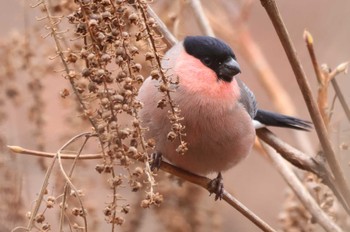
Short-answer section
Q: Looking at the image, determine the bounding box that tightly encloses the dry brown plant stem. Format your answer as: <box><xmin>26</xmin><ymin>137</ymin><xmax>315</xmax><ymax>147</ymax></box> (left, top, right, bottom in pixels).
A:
<box><xmin>260</xmin><ymin>141</ymin><xmax>343</xmax><ymax>232</ymax></box>
<box><xmin>146</xmin><ymin>5</ymin><xmax>178</xmax><ymax>46</ymax></box>
<box><xmin>260</xmin><ymin>0</ymin><xmax>350</xmax><ymax>210</ymax></box>
<box><xmin>59</xmin><ymin>135</ymin><xmax>91</xmax><ymax>232</ymax></box>
<box><xmin>8</xmin><ymin>145</ymin><xmax>276</xmax><ymax>232</ymax></box>
<box><xmin>257</xmin><ymin>128</ymin><xmax>350</xmax><ymax>215</ymax></box>
<box><xmin>189</xmin><ymin>0</ymin><xmax>215</xmax><ymax>37</ymax></box>
<box><xmin>304</xmin><ymin>31</ymin><xmax>330</xmax><ymax>128</ymax></box>
<box><xmin>14</xmin><ymin>132</ymin><xmax>91</xmax><ymax>232</ymax></box>
<box><xmin>331</xmin><ymin>79</ymin><xmax>350</xmax><ymax>122</ymax></box>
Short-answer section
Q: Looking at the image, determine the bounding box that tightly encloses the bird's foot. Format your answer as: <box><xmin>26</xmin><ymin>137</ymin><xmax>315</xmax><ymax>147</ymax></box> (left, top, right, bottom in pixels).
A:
<box><xmin>208</xmin><ymin>172</ymin><xmax>224</xmax><ymax>200</ymax></box>
<box><xmin>150</xmin><ymin>152</ymin><xmax>162</xmax><ymax>171</ymax></box>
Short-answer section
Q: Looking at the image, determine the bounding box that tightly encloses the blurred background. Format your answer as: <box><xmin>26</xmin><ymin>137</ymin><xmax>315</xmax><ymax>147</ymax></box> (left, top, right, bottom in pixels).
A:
<box><xmin>0</xmin><ymin>0</ymin><xmax>350</xmax><ymax>231</ymax></box>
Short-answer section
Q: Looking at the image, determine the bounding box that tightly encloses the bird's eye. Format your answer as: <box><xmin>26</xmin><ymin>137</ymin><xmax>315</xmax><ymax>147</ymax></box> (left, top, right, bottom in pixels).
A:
<box><xmin>202</xmin><ymin>57</ymin><xmax>212</xmax><ymax>66</ymax></box>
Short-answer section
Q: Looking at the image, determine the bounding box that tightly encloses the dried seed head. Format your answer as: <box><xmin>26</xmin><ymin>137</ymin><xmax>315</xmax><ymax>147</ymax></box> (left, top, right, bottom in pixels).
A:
<box><xmin>101</xmin><ymin>11</ymin><xmax>112</xmax><ymax>20</ymax></box>
<box><xmin>120</xmin><ymin>155</ymin><xmax>130</xmax><ymax>166</ymax></box>
<box><xmin>119</xmin><ymin>128</ymin><xmax>130</xmax><ymax>139</ymax></box>
<box><xmin>140</xmin><ymin>199</ymin><xmax>151</xmax><ymax>208</ymax></box>
<box><xmin>157</xmin><ymin>99</ymin><xmax>167</xmax><ymax>109</ymax></box>
<box><xmin>132</xmin><ymin>119</ymin><xmax>140</xmax><ymax>127</ymax></box>
<box><xmin>109</xmin><ymin>176</ymin><xmax>123</xmax><ymax>187</ymax></box>
<box><xmin>129</xmin><ymin>46</ymin><xmax>139</xmax><ymax>55</ymax></box>
<box><xmin>104</xmin><ymin>164</ymin><xmax>113</xmax><ymax>173</ymax></box>
<box><xmin>167</xmin><ymin>131</ymin><xmax>177</xmax><ymax>141</ymax></box>
<box><xmin>159</xmin><ymin>83</ymin><xmax>168</xmax><ymax>92</ymax></box>
<box><xmin>150</xmin><ymin>70</ymin><xmax>159</xmax><ymax>80</ymax></box>
<box><xmin>71</xmin><ymin>207</ymin><xmax>80</xmax><ymax>216</ymax></box>
<box><xmin>88</xmin><ymin>82</ymin><xmax>98</xmax><ymax>92</ymax></box>
<box><xmin>68</xmin><ymin>71</ymin><xmax>77</xmax><ymax>79</ymax></box>
<box><xmin>35</xmin><ymin>214</ymin><xmax>45</xmax><ymax>223</ymax></box>
<box><xmin>145</xmin><ymin>52</ymin><xmax>155</xmax><ymax>61</ymax></box>
<box><xmin>41</xmin><ymin>223</ymin><xmax>50</xmax><ymax>231</ymax></box>
<box><xmin>101</xmin><ymin>53</ymin><xmax>111</xmax><ymax>63</ymax></box>
<box><xmin>127</xmin><ymin>146</ymin><xmax>138</xmax><ymax>156</ymax></box>
<box><xmin>67</xmin><ymin>52</ymin><xmax>78</xmax><ymax>63</ymax></box>
<box><xmin>121</xmin><ymin>31</ymin><xmax>129</xmax><ymax>39</ymax></box>
<box><xmin>128</xmin><ymin>13</ymin><xmax>138</xmax><ymax>24</ymax></box>
<box><xmin>96</xmin><ymin>32</ymin><xmax>106</xmax><ymax>42</ymax></box>
<box><xmin>88</xmin><ymin>19</ymin><xmax>98</xmax><ymax>27</ymax></box>
<box><xmin>132</xmin><ymin>167</ymin><xmax>143</xmax><ymax>177</ymax></box>
<box><xmin>76</xmin><ymin>78</ymin><xmax>89</xmax><ymax>93</ymax></box>
<box><xmin>135</xmin><ymin>74</ymin><xmax>144</xmax><ymax>83</ymax></box>
<box><xmin>121</xmin><ymin>204</ymin><xmax>130</xmax><ymax>214</ymax></box>
<box><xmin>95</xmin><ymin>164</ymin><xmax>105</xmax><ymax>173</ymax></box>
<box><xmin>60</xmin><ymin>88</ymin><xmax>70</xmax><ymax>98</ymax></box>
<box><xmin>103</xmin><ymin>206</ymin><xmax>112</xmax><ymax>216</ymax></box>
<box><xmin>176</xmin><ymin>142</ymin><xmax>188</xmax><ymax>155</ymax></box>
<box><xmin>46</xmin><ymin>196</ymin><xmax>56</xmax><ymax>208</ymax></box>
<box><xmin>111</xmin><ymin>216</ymin><xmax>125</xmax><ymax>225</ymax></box>
<box><xmin>147</xmin><ymin>139</ymin><xmax>156</xmax><ymax>149</ymax></box>
<box><xmin>132</xmin><ymin>63</ymin><xmax>142</xmax><ymax>72</ymax></box>
<box><xmin>81</xmin><ymin>68</ymin><xmax>91</xmax><ymax>77</ymax></box>
<box><xmin>172</xmin><ymin>123</ymin><xmax>182</xmax><ymax>132</ymax></box>
<box><xmin>131</xmin><ymin>181</ymin><xmax>142</xmax><ymax>192</ymax></box>
<box><xmin>153</xmin><ymin>192</ymin><xmax>164</xmax><ymax>205</ymax></box>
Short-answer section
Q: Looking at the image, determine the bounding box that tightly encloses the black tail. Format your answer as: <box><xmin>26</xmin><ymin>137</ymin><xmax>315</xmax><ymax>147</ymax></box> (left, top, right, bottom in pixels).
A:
<box><xmin>254</xmin><ymin>109</ymin><xmax>312</xmax><ymax>131</ymax></box>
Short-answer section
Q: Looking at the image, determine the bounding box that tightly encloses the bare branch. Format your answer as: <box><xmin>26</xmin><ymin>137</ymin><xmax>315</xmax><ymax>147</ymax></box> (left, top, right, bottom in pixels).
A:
<box><xmin>189</xmin><ymin>0</ymin><xmax>215</xmax><ymax>37</ymax></box>
<box><xmin>260</xmin><ymin>0</ymin><xmax>350</xmax><ymax>211</ymax></box>
<box><xmin>9</xmin><ymin>145</ymin><xmax>276</xmax><ymax>232</ymax></box>
<box><xmin>260</xmin><ymin>141</ymin><xmax>343</xmax><ymax>232</ymax></box>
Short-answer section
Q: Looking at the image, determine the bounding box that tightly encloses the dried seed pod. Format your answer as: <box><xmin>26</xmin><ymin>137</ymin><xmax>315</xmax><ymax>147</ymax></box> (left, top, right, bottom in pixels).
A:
<box><xmin>128</xmin><ymin>13</ymin><xmax>138</xmax><ymax>24</ymax></box>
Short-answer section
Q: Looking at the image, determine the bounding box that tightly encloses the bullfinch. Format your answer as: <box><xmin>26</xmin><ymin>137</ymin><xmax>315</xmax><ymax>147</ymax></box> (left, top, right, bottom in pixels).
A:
<box><xmin>138</xmin><ymin>36</ymin><xmax>311</xmax><ymax>199</ymax></box>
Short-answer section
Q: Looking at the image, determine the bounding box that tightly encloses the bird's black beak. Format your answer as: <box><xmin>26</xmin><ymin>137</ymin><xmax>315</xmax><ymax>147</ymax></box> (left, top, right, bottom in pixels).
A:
<box><xmin>218</xmin><ymin>58</ymin><xmax>241</xmax><ymax>82</ymax></box>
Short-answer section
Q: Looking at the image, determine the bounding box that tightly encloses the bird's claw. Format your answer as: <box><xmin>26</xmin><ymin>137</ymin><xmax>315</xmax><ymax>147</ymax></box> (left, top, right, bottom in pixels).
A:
<box><xmin>208</xmin><ymin>172</ymin><xmax>224</xmax><ymax>200</ymax></box>
<box><xmin>150</xmin><ymin>152</ymin><xmax>162</xmax><ymax>171</ymax></box>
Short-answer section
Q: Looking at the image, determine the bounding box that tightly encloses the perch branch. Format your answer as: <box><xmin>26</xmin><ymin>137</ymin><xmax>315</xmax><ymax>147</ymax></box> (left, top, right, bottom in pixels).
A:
<box><xmin>8</xmin><ymin>145</ymin><xmax>276</xmax><ymax>232</ymax></box>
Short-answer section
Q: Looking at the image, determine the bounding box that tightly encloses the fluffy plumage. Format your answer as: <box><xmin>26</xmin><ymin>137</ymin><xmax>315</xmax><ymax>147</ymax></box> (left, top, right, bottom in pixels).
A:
<box><xmin>138</xmin><ymin>36</ymin><xmax>311</xmax><ymax>176</ymax></box>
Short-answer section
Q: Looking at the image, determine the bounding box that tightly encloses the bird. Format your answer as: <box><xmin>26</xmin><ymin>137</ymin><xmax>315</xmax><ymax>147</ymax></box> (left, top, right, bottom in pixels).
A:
<box><xmin>138</xmin><ymin>35</ymin><xmax>311</xmax><ymax>200</ymax></box>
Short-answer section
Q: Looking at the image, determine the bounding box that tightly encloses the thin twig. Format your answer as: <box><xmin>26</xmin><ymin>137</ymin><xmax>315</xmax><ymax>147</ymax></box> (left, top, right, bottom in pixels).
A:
<box><xmin>22</xmin><ymin>132</ymin><xmax>90</xmax><ymax>231</ymax></box>
<box><xmin>256</xmin><ymin>128</ymin><xmax>350</xmax><ymax>214</ymax></box>
<box><xmin>146</xmin><ymin>5</ymin><xmax>178</xmax><ymax>46</ymax></box>
<box><xmin>260</xmin><ymin>141</ymin><xmax>343</xmax><ymax>232</ymax></box>
<box><xmin>188</xmin><ymin>0</ymin><xmax>215</xmax><ymax>37</ymax></box>
<box><xmin>260</xmin><ymin>0</ymin><xmax>350</xmax><ymax>211</ymax></box>
<box><xmin>304</xmin><ymin>30</ymin><xmax>330</xmax><ymax>128</ymax></box>
<box><xmin>59</xmin><ymin>135</ymin><xmax>91</xmax><ymax>232</ymax></box>
<box><xmin>331</xmin><ymin>78</ymin><xmax>350</xmax><ymax>123</ymax></box>
<box><xmin>256</xmin><ymin>129</ymin><xmax>319</xmax><ymax>174</ymax></box>
<box><xmin>7</xmin><ymin>145</ymin><xmax>102</xmax><ymax>159</ymax></box>
<box><xmin>8</xmin><ymin>145</ymin><xmax>276</xmax><ymax>232</ymax></box>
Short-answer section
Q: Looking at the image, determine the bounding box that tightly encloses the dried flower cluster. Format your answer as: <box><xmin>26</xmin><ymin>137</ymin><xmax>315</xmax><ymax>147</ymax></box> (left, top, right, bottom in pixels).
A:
<box><xmin>15</xmin><ymin>0</ymin><xmax>189</xmax><ymax>229</ymax></box>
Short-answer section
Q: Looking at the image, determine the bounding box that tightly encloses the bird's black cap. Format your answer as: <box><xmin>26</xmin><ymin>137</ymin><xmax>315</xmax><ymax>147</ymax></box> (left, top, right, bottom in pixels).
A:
<box><xmin>183</xmin><ymin>36</ymin><xmax>240</xmax><ymax>82</ymax></box>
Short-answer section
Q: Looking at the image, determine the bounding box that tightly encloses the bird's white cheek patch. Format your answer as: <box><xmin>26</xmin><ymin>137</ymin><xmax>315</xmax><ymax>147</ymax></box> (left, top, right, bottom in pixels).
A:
<box><xmin>174</xmin><ymin>50</ymin><xmax>240</xmax><ymax>101</ymax></box>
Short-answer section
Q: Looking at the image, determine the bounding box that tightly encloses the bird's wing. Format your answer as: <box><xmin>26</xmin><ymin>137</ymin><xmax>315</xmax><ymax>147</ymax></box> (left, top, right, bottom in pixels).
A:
<box><xmin>236</xmin><ymin>78</ymin><xmax>312</xmax><ymax>131</ymax></box>
<box><xmin>236</xmin><ymin>78</ymin><xmax>258</xmax><ymax>119</ymax></box>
